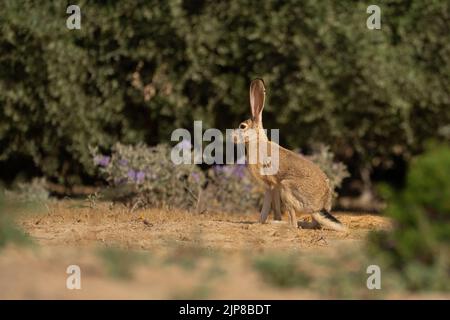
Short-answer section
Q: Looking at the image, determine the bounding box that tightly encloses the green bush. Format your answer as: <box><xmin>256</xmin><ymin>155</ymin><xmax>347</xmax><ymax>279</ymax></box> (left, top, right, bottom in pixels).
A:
<box><xmin>0</xmin><ymin>193</ymin><xmax>33</xmax><ymax>250</ymax></box>
<box><xmin>6</xmin><ymin>178</ymin><xmax>49</xmax><ymax>204</ymax></box>
<box><xmin>253</xmin><ymin>253</ymin><xmax>311</xmax><ymax>288</ymax></box>
<box><xmin>98</xmin><ymin>247</ymin><xmax>149</xmax><ymax>279</ymax></box>
<box><xmin>253</xmin><ymin>249</ymin><xmax>374</xmax><ymax>298</ymax></box>
<box><xmin>369</xmin><ymin>143</ymin><xmax>450</xmax><ymax>291</ymax></box>
<box><xmin>0</xmin><ymin>1</ymin><xmax>449</xmax><ymax>186</ymax></box>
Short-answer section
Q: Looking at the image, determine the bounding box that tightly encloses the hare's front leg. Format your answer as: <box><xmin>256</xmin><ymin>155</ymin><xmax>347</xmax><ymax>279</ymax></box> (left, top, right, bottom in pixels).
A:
<box><xmin>259</xmin><ymin>189</ymin><xmax>272</xmax><ymax>223</ymax></box>
<box><xmin>271</xmin><ymin>187</ymin><xmax>282</xmax><ymax>220</ymax></box>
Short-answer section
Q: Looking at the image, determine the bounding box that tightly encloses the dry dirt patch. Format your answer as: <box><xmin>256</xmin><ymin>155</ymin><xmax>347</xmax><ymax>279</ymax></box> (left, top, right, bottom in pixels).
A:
<box><xmin>19</xmin><ymin>201</ymin><xmax>391</xmax><ymax>252</ymax></box>
<box><xmin>0</xmin><ymin>201</ymin><xmax>398</xmax><ymax>299</ymax></box>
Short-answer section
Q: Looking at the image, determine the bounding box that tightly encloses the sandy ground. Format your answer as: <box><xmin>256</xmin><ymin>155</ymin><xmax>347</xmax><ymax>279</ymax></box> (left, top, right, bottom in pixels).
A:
<box><xmin>19</xmin><ymin>202</ymin><xmax>390</xmax><ymax>251</ymax></box>
<box><xmin>3</xmin><ymin>200</ymin><xmax>442</xmax><ymax>299</ymax></box>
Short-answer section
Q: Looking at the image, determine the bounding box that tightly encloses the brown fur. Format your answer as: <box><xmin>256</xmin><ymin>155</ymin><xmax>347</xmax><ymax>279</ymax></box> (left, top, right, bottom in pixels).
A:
<box><xmin>235</xmin><ymin>79</ymin><xmax>345</xmax><ymax>231</ymax></box>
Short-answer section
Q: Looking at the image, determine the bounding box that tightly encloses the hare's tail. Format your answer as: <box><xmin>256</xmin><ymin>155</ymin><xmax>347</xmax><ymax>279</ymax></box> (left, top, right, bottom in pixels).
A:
<box><xmin>312</xmin><ymin>209</ymin><xmax>347</xmax><ymax>232</ymax></box>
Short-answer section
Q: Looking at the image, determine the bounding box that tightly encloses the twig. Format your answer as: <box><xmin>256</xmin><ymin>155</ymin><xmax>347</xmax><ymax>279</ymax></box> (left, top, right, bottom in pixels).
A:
<box><xmin>129</xmin><ymin>200</ymin><xmax>142</xmax><ymax>213</ymax></box>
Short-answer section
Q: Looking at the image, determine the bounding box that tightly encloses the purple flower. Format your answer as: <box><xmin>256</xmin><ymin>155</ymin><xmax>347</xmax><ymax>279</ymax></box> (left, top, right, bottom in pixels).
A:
<box><xmin>119</xmin><ymin>158</ymin><xmax>129</xmax><ymax>166</ymax></box>
<box><xmin>127</xmin><ymin>169</ymin><xmax>136</xmax><ymax>181</ymax></box>
<box><xmin>222</xmin><ymin>165</ymin><xmax>235</xmax><ymax>175</ymax></box>
<box><xmin>191</xmin><ymin>172</ymin><xmax>200</xmax><ymax>182</ymax></box>
<box><xmin>114</xmin><ymin>177</ymin><xmax>127</xmax><ymax>186</ymax></box>
<box><xmin>94</xmin><ymin>155</ymin><xmax>110</xmax><ymax>167</ymax></box>
<box><xmin>233</xmin><ymin>165</ymin><xmax>246</xmax><ymax>178</ymax></box>
<box><xmin>136</xmin><ymin>171</ymin><xmax>146</xmax><ymax>184</ymax></box>
<box><xmin>236</xmin><ymin>154</ymin><xmax>246</xmax><ymax>164</ymax></box>
<box><xmin>126</xmin><ymin>169</ymin><xmax>145</xmax><ymax>184</ymax></box>
<box><xmin>213</xmin><ymin>165</ymin><xmax>223</xmax><ymax>175</ymax></box>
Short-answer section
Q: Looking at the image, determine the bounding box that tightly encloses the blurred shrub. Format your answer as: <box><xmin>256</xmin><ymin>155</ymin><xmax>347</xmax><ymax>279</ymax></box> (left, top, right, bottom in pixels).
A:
<box><xmin>92</xmin><ymin>142</ymin><xmax>258</xmax><ymax>212</ymax></box>
<box><xmin>92</xmin><ymin>142</ymin><xmax>204</xmax><ymax>210</ymax></box>
<box><xmin>253</xmin><ymin>253</ymin><xmax>311</xmax><ymax>288</ymax></box>
<box><xmin>0</xmin><ymin>193</ymin><xmax>32</xmax><ymax>250</ymax></box>
<box><xmin>1</xmin><ymin>0</ymin><xmax>449</xmax><ymax>187</ymax></box>
<box><xmin>164</xmin><ymin>244</ymin><xmax>211</xmax><ymax>270</ymax></box>
<box><xmin>253</xmin><ymin>248</ymin><xmax>379</xmax><ymax>298</ymax></box>
<box><xmin>305</xmin><ymin>144</ymin><xmax>350</xmax><ymax>198</ymax></box>
<box><xmin>93</xmin><ymin>141</ymin><xmax>348</xmax><ymax>212</ymax></box>
<box><xmin>6</xmin><ymin>178</ymin><xmax>49</xmax><ymax>204</ymax></box>
<box><xmin>98</xmin><ymin>247</ymin><xmax>149</xmax><ymax>279</ymax></box>
<box><xmin>369</xmin><ymin>143</ymin><xmax>450</xmax><ymax>291</ymax></box>
<box><xmin>201</xmin><ymin>164</ymin><xmax>262</xmax><ymax>213</ymax></box>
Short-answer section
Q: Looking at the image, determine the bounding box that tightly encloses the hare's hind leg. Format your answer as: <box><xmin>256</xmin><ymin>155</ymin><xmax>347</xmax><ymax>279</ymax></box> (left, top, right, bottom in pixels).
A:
<box><xmin>279</xmin><ymin>182</ymin><xmax>299</xmax><ymax>229</ymax></box>
<box><xmin>259</xmin><ymin>189</ymin><xmax>272</xmax><ymax>223</ymax></box>
<box><xmin>286</xmin><ymin>209</ymin><xmax>298</xmax><ymax>229</ymax></box>
<box><xmin>311</xmin><ymin>210</ymin><xmax>347</xmax><ymax>232</ymax></box>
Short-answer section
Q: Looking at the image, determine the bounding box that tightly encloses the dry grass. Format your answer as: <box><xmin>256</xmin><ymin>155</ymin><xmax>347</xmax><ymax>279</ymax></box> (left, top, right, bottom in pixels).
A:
<box><xmin>18</xmin><ymin>200</ymin><xmax>391</xmax><ymax>252</ymax></box>
<box><xmin>5</xmin><ymin>200</ymin><xmax>442</xmax><ymax>299</ymax></box>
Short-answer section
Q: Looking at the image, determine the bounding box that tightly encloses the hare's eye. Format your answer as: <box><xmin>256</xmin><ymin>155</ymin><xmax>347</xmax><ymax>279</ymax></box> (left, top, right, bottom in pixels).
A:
<box><xmin>239</xmin><ymin>123</ymin><xmax>247</xmax><ymax>130</ymax></box>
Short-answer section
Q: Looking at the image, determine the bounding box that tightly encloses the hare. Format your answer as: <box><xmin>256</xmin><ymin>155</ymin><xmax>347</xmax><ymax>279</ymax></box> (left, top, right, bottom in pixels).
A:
<box><xmin>232</xmin><ymin>78</ymin><xmax>346</xmax><ymax>232</ymax></box>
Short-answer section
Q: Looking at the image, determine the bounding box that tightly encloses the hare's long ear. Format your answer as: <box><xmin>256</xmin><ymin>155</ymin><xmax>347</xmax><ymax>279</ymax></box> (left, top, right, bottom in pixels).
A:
<box><xmin>249</xmin><ymin>78</ymin><xmax>266</xmax><ymax>125</ymax></box>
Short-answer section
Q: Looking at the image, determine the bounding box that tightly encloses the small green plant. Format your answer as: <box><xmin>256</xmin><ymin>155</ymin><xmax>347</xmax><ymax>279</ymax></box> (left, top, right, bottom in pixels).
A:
<box><xmin>253</xmin><ymin>253</ymin><xmax>311</xmax><ymax>288</ymax></box>
<box><xmin>85</xmin><ymin>192</ymin><xmax>102</xmax><ymax>209</ymax></box>
<box><xmin>164</xmin><ymin>244</ymin><xmax>211</xmax><ymax>270</ymax></box>
<box><xmin>368</xmin><ymin>143</ymin><xmax>450</xmax><ymax>291</ymax></box>
<box><xmin>98</xmin><ymin>247</ymin><xmax>149</xmax><ymax>279</ymax></box>
<box><xmin>252</xmin><ymin>249</ymin><xmax>385</xmax><ymax>298</ymax></box>
<box><xmin>172</xmin><ymin>285</ymin><xmax>211</xmax><ymax>300</ymax></box>
<box><xmin>6</xmin><ymin>178</ymin><xmax>49</xmax><ymax>204</ymax></box>
<box><xmin>0</xmin><ymin>193</ymin><xmax>33</xmax><ymax>251</ymax></box>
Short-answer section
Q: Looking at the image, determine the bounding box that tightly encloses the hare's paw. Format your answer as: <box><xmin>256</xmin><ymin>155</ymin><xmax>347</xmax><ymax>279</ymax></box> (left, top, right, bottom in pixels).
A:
<box><xmin>298</xmin><ymin>220</ymin><xmax>322</xmax><ymax>230</ymax></box>
<box><xmin>269</xmin><ymin>220</ymin><xmax>287</xmax><ymax>225</ymax></box>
